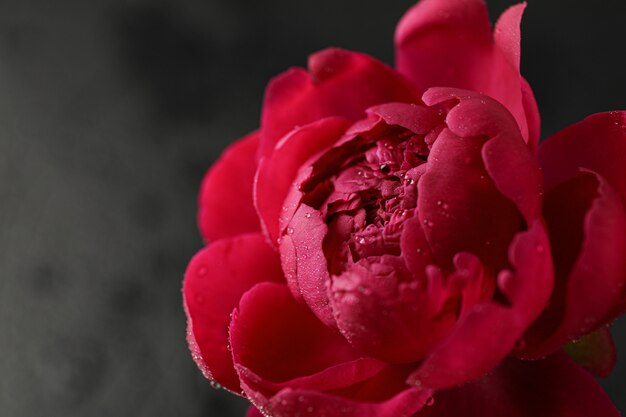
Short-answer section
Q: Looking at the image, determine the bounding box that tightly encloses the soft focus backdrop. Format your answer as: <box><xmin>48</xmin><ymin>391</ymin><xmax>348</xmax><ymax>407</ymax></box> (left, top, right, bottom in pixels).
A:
<box><xmin>0</xmin><ymin>0</ymin><xmax>624</xmax><ymax>416</ymax></box>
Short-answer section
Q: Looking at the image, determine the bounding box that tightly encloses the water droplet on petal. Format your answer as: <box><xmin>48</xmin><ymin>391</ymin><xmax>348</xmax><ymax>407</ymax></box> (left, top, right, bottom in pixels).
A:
<box><xmin>426</xmin><ymin>396</ymin><xmax>435</xmax><ymax>406</ymax></box>
<box><xmin>287</xmin><ymin>227</ymin><xmax>294</xmax><ymax>234</ymax></box>
<box><xmin>197</xmin><ymin>266</ymin><xmax>208</xmax><ymax>277</ymax></box>
<box><xmin>305</xmin><ymin>213</ymin><xmax>311</xmax><ymax>219</ymax></box>
<box><xmin>209</xmin><ymin>380</ymin><xmax>222</xmax><ymax>390</ymax></box>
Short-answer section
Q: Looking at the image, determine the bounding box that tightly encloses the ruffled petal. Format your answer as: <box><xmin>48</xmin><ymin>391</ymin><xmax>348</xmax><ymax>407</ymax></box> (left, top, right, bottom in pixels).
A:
<box><xmin>520</xmin><ymin>172</ymin><xmax>626</xmax><ymax>358</ymax></box>
<box><xmin>242</xmin><ymin>365</ymin><xmax>433</xmax><ymax>417</ymax></box>
<box><xmin>255</xmin><ymin>117</ymin><xmax>351</xmax><ymax>244</ymax></box>
<box><xmin>183</xmin><ymin>233</ymin><xmax>283</xmax><ymax>392</ymax></box>
<box><xmin>395</xmin><ymin>0</ymin><xmax>539</xmax><ymax>147</ymax></box>
<box><xmin>418</xmin><ymin>352</ymin><xmax>620</xmax><ymax>417</ymax></box>
<box><xmin>259</xmin><ymin>48</ymin><xmax>420</xmax><ymax>158</ymax></box>
<box><xmin>198</xmin><ymin>131</ymin><xmax>261</xmax><ymax>242</ymax></box>
<box><xmin>419</xmin><ymin>88</ymin><xmax>542</xmax><ymax>270</ymax></box>
<box><xmin>407</xmin><ymin>221</ymin><xmax>553</xmax><ymax>390</ymax></box>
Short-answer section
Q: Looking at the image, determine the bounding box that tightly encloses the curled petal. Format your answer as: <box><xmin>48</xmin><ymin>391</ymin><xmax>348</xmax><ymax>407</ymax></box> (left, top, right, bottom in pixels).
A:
<box><xmin>407</xmin><ymin>221</ymin><xmax>553</xmax><ymax>390</ymax></box>
<box><xmin>520</xmin><ymin>172</ymin><xmax>626</xmax><ymax>358</ymax></box>
<box><xmin>418</xmin><ymin>352</ymin><xmax>620</xmax><ymax>417</ymax></box>
<box><xmin>539</xmin><ymin>111</ymin><xmax>626</xmax><ymax>201</ymax></box>
<box><xmin>198</xmin><ymin>131</ymin><xmax>261</xmax><ymax>242</ymax></box>
<box><xmin>255</xmin><ymin>117</ymin><xmax>351</xmax><ymax>244</ymax></box>
<box><xmin>259</xmin><ymin>48</ymin><xmax>420</xmax><ymax>158</ymax></box>
<box><xmin>183</xmin><ymin>233</ymin><xmax>283</xmax><ymax>392</ymax></box>
<box><xmin>395</xmin><ymin>0</ymin><xmax>539</xmax><ymax>146</ymax></box>
<box><xmin>242</xmin><ymin>366</ymin><xmax>433</xmax><ymax>417</ymax></box>
<box><xmin>231</xmin><ymin>283</ymin><xmax>385</xmax><ymax>397</ymax></box>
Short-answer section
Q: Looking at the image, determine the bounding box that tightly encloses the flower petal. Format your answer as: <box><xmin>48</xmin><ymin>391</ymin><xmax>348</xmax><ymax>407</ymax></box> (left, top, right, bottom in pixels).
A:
<box><xmin>539</xmin><ymin>111</ymin><xmax>626</xmax><ymax>209</ymax></box>
<box><xmin>395</xmin><ymin>0</ymin><xmax>539</xmax><ymax>146</ymax></box>
<box><xmin>418</xmin><ymin>352</ymin><xmax>620</xmax><ymax>417</ymax></box>
<box><xmin>245</xmin><ymin>406</ymin><xmax>263</xmax><ymax>417</ymax></box>
<box><xmin>198</xmin><ymin>131</ymin><xmax>261</xmax><ymax>242</ymax></box>
<box><xmin>259</xmin><ymin>48</ymin><xmax>420</xmax><ymax>158</ymax></box>
<box><xmin>407</xmin><ymin>221</ymin><xmax>553</xmax><ymax>390</ymax></box>
<box><xmin>255</xmin><ymin>117</ymin><xmax>351</xmax><ymax>244</ymax></box>
<box><xmin>242</xmin><ymin>365</ymin><xmax>434</xmax><ymax>417</ymax></box>
<box><xmin>419</xmin><ymin>88</ymin><xmax>542</xmax><ymax>270</ymax></box>
<box><xmin>183</xmin><ymin>233</ymin><xmax>283</xmax><ymax>392</ymax></box>
<box><xmin>520</xmin><ymin>172</ymin><xmax>626</xmax><ymax>358</ymax></box>
<box><xmin>230</xmin><ymin>282</ymin><xmax>377</xmax><ymax>391</ymax></box>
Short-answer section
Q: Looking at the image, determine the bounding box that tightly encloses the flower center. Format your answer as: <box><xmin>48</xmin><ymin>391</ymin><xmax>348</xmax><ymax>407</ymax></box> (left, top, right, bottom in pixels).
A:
<box><xmin>298</xmin><ymin>125</ymin><xmax>433</xmax><ymax>277</ymax></box>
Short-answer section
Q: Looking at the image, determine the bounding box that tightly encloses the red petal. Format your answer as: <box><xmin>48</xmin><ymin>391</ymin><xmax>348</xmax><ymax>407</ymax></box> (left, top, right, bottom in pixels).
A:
<box><xmin>259</xmin><ymin>48</ymin><xmax>420</xmax><ymax>158</ymax></box>
<box><xmin>564</xmin><ymin>326</ymin><xmax>617</xmax><ymax>378</ymax></box>
<box><xmin>407</xmin><ymin>222</ymin><xmax>553</xmax><ymax>390</ymax></box>
<box><xmin>395</xmin><ymin>0</ymin><xmax>539</xmax><ymax>147</ymax></box>
<box><xmin>265</xmin><ymin>386</ymin><xmax>432</xmax><ymax>417</ymax></box>
<box><xmin>245</xmin><ymin>406</ymin><xmax>263</xmax><ymax>417</ymax></box>
<box><xmin>242</xmin><ymin>365</ymin><xmax>434</xmax><ymax>417</ymax></box>
<box><xmin>280</xmin><ymin>205</ymin><xmax>336</xmax><ymax>326</ymax></box>
<box><xmin>328</xmin><ymin>259</ymin><xmax>457</xmax><ymax>363</ymax></box>
<box><xmin>419</xmin><ymin>352</ymin><xmax>620</xmax><ymax>417</ymax></box>
<box><xmin>418</xmin><ymin>89</ymin><xmax>541</xmax><ymax>270</ymax></box>
<box><xmin>198</xmin><ymin>131</ymin><xmax>261</xmax><ymax>242</ymax></box>
<box><xmin>230</xmin><ymin>282</ymin><xmax>377</xmax><ymax>391</ymax></box>
<box><xmin>255</xmin><ymin>117</ymin><xmax>351</xmax><ymax>244</ymax></box>
<box><xmin>539</xmin><ymin>111</ymin><xmax>626</xmax><ymax>208</ymax></box>
<box><xmin>520</xmin><ymin>172</ymin><xmax>626</xmax><ymax>358</ymax></box>
<box><xmin>183</xmin><ymin>233</ymin><xmax>283</xmax><ymax>392</ymax></box>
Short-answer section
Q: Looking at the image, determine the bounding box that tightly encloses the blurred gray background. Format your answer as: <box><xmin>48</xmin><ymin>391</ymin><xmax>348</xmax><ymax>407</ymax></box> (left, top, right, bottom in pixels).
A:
<box><xmin>0</xmin><ymin>0</ymin><xmax>624</xmax><ymax>416</ymax></box>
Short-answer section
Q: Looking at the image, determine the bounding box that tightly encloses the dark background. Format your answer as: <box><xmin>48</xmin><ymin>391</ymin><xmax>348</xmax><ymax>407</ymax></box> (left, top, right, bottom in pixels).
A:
<box><xmin>0</xmin><ymin>0</ymin><xmax>624</xmax><ymax>416</ymax></box>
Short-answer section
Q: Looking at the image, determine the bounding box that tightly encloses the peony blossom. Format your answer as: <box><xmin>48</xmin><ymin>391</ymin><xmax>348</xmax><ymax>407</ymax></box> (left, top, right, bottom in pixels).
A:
<box><xmin>183</xmin><ymin>0</ymin><xmax>626</xmax><ymax>416</ymax></box>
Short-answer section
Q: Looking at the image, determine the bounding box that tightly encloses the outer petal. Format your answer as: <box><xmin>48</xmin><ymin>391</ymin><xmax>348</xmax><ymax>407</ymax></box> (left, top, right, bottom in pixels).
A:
<box><xmin>418</xmin><ymin>352</ymin><xmax>620</xmax><ymax>417</ymax></box>
<box><xmin>538</xmin><ymin>111</ymin><xmax>626</xmax><ymax>206</ymax></box>
<box><xmin>255</xmin><ymin>117</ymin><xmax>351</xmax><ymax>244</ymax></box>
<box><xmin>407</xmin><ymin>221</ymin><xmax>553</xmax><ymax>390</ymax></box>
<box><xmin>395</xmin><ymin>1</ymin><xmax>539</xmax><ymax>147</ymax></box>
<box><xmin>245</xmin><ymin>406</ymin><xmax>263</xmax><ymax>417</ymax></box>
<box><xmin>520</xmin><ymin>172</ymin><xmax>626</xmax><ymax>358</ymax></box>
<box><xmin>259</xmin><ymin>48</ymin><xmax>420</xmax><ymax>158</ymax></box>
<box><xmin>230</xmin><ymin>282</ymin><xmax>383</xmax><ymax>392</ymax></box>
<box><xmin>198</xmin><ymin>131</ymin><xmax>261</xmax><ymax>242</ymax></box>
<box><xmin>241</xmin><ymin>364</ymin><xmax>433</xmax><ymax>417</ymax></box>
<box><xmin>183</xmin><ymin>233</ymin><xmax>283</xmax><ymax>392</ymax></box>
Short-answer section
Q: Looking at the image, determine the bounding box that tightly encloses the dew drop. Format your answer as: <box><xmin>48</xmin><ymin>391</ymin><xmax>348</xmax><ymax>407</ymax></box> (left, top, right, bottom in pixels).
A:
<box><xmin>197</xmin><ymin>266</ymin><xmax>208</xmax><ymax>277</ymax></box>
<box><xmin>305</xmin><ymin>213</ymin><xmax>311</xmax><ymax>219</ymax></box>
<box><xmin>209</xmin><ymin>380</ymin><xmax>222</xmax><ymax>390</ymax></box>
<box><xmin>380</xmin><ymin>163</ymin><xmax>391</xmax><ymax>174</ymax></box>
<box><xmin>426</xmin><ymin>396</ymin><xmax>435</xmax><ymax>406</ymax></box>
<box><xmin>287</xmin><ymin>227</ymin><xmax>294</xmax><ymax>234</ymax></box>
<box><xmin>307</xmin><ymin>406</ymin><xmax>314</xmax><ymax>413</ymax></box>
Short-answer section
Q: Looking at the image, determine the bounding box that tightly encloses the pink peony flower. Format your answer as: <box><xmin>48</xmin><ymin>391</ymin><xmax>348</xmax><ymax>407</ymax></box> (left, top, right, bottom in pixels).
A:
<box><xmin>184</xmin><ymin>0</ymin><xmax>626</xmax><ymax>416</ymax></box>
